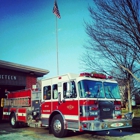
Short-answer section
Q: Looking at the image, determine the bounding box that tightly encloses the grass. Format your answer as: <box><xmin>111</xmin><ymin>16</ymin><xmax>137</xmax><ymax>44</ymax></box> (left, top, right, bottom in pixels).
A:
<box><xmin>122</xmin><ymin>106</ymin><xmax>140</xmax><ymax>131</ymax></box>
<box><xmin>122</xmin><ymin>105</ymin><xmax>140</xmax><ymax>117</ymax></box>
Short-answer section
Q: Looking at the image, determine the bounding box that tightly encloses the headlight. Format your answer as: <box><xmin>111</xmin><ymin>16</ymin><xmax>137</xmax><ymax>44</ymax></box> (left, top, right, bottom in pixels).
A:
<box><xmin>89</xmin><ymin>111</ymin><xmax>99</xmax><ymax>116</ymax></box>
<box><xmin>115</xmin><ymin>110</ymin><xmax>121</xmax><ymax>115</ymax></box>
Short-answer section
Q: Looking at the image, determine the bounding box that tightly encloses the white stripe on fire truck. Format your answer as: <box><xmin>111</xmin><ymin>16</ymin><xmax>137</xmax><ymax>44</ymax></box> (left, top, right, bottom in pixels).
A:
<box><xmin>17</xmin><ymin>113</ymin><xmax>26</xmax><ymax>116</ymax></box>
<box><xmin>41</xmin><ymin>114</ymin><xmax>79</xmax><ymax>121</ymax></box>
<box><xmin>3</xmin><ymin>112</ymin><xmax>10</xmax><ymax>115</ymax></box>
<box><xmin>64</xmin><ymin>115</ymin><xmax>79</xmax><ymax>120</ymax></box>
<box><xmin>41</xmin><ymin>114</ymin><xmax>49</xmax><ymax>118</ymax></box>
<box><xmin>3</xmin><ymin>112</ymin><xmax>26</xmax><ymax>116</ymax></box>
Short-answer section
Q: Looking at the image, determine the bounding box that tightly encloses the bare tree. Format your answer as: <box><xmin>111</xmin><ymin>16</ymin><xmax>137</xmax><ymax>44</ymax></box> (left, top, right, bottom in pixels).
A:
<box><xmin>81</xmin><ymin>0</ymin><xmax>140</xmax><ymax>112</ymax></box>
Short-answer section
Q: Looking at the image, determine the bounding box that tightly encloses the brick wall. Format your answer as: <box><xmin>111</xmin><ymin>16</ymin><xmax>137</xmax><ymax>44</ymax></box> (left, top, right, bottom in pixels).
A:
<box><xmin>26</xmin><ymin>76</ymin><xmax>37</xmax><ymax>89</ymax></box>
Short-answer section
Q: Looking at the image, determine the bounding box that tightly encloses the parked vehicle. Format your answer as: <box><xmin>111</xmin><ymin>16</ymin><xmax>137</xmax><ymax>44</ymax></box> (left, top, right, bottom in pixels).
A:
<box><xmin>2</xmin><ymin>73</ymin><xmax>133</xmax><ymax>138</ymax></box>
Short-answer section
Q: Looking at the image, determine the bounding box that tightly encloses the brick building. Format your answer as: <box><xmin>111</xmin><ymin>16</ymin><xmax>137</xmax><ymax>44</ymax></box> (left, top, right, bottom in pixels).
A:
<box><xmin>0</xmin><ymin>60</ymin><xmax>49</xmax><ymax>121</ymax></box>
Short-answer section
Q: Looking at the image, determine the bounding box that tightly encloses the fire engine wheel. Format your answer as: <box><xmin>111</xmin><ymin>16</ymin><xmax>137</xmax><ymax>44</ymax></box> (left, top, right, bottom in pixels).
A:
<box><xmin>10</xmin><ymin>113</ymin><xmax>19</xmax><ymax>128</ymax></box>
<box><xmin>51</xmin><ymin>114</ymin><xmax>67</xmax><ymax>138</ymax></box>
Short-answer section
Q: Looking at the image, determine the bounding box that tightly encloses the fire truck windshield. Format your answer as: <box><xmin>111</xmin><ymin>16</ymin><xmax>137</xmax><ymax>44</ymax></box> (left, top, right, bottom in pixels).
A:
<box><xmin>78</xmin><ymin>80</ymin><xmax>121</xmax><ymax>99</ymax></box>
<box><xmin>103</xmin><ymin>82</ymin><xmax>120</xmax><ymax>99</ymax></box>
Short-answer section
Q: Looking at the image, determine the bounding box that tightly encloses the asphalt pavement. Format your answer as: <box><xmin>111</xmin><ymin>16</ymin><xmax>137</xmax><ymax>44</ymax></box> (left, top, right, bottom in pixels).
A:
<box><xmin>0</xmin><ymin>118</ymin><xmax>140</xmax><ymax>140</ymax></box>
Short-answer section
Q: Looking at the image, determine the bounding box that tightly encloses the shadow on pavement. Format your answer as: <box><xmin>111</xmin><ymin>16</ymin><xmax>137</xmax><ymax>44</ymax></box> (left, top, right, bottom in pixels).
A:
<box><xmin>0</xmin><ymin>117</ymin><xmax>140</xmax><ymax>139</ymax></box>
<box><xmin>123</xmin><ymin>117</ymin><xmax>140</xmax><ymax>133</ymax></box>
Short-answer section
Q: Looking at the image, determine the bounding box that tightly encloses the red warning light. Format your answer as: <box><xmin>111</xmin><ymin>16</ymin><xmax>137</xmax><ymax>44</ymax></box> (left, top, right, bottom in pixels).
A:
<box><xmin>79</xmin><ymin>73</ymin><xmax>91</xmax><ymax>77</ymax></box>
<box><xmin>58</xmin><ymin>76</ymin><xmax>62</xmax><ymax>79</ymax></box>
<box><xmin>91</xmin><ymin>73</ymin><xmax>106</xmax><ymax>79</ymax></box>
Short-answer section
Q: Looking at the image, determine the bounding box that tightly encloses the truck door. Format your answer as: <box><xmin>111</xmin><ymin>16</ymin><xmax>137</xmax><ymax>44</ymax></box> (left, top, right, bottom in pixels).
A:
<box><xmin>49</xmin><ymin>80</ymin><xmax>79</xmax><ymax>130</ymax></box>
<box><xmin>58</xmin><ymin>81</ymin><xmax>79</xmax><ymax>129</ymax></box>
<box><xmin>41</xmin><ymin>85</ymin><xmax>52</xmax><ymax>125</ymax></box>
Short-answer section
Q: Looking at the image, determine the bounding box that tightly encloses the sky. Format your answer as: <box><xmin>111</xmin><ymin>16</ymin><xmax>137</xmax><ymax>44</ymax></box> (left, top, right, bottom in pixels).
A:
<box><xmin>0</xmin><ymin>0</ymin><xmax>94</xmax><ymax>78</ymax></box>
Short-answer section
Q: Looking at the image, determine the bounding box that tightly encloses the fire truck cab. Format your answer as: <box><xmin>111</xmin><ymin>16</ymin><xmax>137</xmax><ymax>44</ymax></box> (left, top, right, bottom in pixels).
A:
<box><xmin>2</xmin><ymin>73</ymin><xmax>133</xmax><ymax>138</ymax></box>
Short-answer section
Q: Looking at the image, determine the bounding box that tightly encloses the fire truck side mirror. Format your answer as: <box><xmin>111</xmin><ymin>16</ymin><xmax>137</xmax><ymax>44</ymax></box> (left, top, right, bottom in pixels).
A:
<box><xmin>58</xmin><ymin>92</ymin><xmax>61</xmax><ymax>104</ymax></box>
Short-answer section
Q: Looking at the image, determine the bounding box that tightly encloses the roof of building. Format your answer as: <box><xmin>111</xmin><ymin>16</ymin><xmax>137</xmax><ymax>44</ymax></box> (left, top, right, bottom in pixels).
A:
<box><xmin>0</xmin><ymin>60</ymin><xmax>49</xmax><ymax>77</ymax></box>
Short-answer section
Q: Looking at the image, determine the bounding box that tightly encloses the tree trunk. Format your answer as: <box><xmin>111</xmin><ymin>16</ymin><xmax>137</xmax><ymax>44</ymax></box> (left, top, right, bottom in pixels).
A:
<box><xmin>127</xmin><ymin>81</ymin><xmax>132</xmax><ymax>112</ymax></box>
<box><xmin>125</xmin><ymin>101</ymin><xmax>128</xmax><ymax>111</ymax></box>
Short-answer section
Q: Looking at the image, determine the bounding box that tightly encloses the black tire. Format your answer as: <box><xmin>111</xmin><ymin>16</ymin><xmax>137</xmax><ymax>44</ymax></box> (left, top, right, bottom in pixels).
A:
<box><xmin>10</xmin><ymin>113</ymin><xmax>19</xmax><ymax>128</ymax></box>
<box><xmin>51</xmin><ymin>114</ymin><xmax>67</xmax><ymax>138</ymax></box>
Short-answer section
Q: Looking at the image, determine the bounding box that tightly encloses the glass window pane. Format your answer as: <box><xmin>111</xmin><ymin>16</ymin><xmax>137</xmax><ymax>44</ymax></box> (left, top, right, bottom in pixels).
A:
<box><xmin>78</xmin><ymin>80</ymin><xmax>104</xmax><ymax>98</ymax></box>
<box><xmin>63</xmin><ymin>81</ymin><xmax>77</xmax><ymax>98</ymax></box>
<box><xmin>53</xmin><ymin>84</ymin><xmax>58</xmax><ymax>99</ymax></box>
<box><xmin>43</xmin><ymin>86</ymin><xmax>51</xmax><ymax>100</ymax></box>
<box><xmin>104</xmin><ymin>82</ymin><xmax>121</xmax><ymax>99</ymax></box>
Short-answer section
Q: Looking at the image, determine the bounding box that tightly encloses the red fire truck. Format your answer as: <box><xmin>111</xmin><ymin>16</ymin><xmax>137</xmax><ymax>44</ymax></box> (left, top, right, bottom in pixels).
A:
<box><xmin>2</xmin><ymin>73</ymin><xmax>133</xmax><ymax>138</ymax></box>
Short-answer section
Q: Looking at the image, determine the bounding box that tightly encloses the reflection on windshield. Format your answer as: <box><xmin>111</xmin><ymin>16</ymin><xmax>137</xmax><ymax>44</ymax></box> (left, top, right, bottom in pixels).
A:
<box><xmin>78</xmin><ymin>80</ymin><xmax>121</xmax><ymax>99</ymax></box>
<box><xmin>104</xmin><ymin>82</ymin><xmax>120</xmax><ymax>99</ymax></box>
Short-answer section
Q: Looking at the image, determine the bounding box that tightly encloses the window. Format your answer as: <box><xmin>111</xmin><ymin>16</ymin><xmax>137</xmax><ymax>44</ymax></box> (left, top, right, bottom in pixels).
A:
<box><xmin>78</xmin><ymin>80</ymin><xmax>121</xmax><ymax>99</ymax></box>
<box><xmin>43</xmin><ymin>86</ymin><xmax>51</xmax><ymax>100</ymax></box>
<box><xmin>53</xmin><ymin>84</ymin><xmax>58</xmax><ymax>99</ymax></box>
<box><xmin>63</xmin><ymin>81</ymin><xmax>77</xmax><ymax>98</ymax></box>
<box><xmin>103</xmin><ymin>82</ymin><xmax>121</xmax><ymax>99</ymax></box>
<box><xmin>78</xmin><ymin>80</ymin><xmax>104</xmax><ymax>98</ymax></box>
<box><xmin>63</xmin><ymin>82</ymin><xmax>67</xmax><ymax>98</ymax></box>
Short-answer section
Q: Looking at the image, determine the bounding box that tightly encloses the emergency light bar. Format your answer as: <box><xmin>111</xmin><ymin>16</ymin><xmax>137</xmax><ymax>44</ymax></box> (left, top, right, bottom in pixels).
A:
<box><xmin>80</xmin><ymin>72</ymin><xmax>108</xmax><ymax>79</ymax></box>
<box><xmin>79</xmin><ymin>73</ymin><xmax>91</xmax><ymax>77</ymax></box>
<box><xmin>108</xmin><ymin>76</ymin><xmax>113</xmax><ymax>79</ymax></box>
<box><xmin>91</xmin><ymin>73</ymin><xmax>106</xmax><ymax>79</ymax></box>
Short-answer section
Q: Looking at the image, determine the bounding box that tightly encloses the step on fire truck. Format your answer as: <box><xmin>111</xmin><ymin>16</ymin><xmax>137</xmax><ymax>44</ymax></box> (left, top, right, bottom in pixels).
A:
<box><xmin>2</xmin><ymin>73</ymin><xmax>133</xmax><ymax>138</ymax></box>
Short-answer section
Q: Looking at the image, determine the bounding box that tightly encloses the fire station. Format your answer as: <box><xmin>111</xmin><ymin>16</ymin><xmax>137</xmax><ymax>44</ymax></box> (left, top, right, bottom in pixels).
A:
<box><xmin>0</xmin><ymin>60</ymin><xmax>49</xmax><ymax>121</ymax></box>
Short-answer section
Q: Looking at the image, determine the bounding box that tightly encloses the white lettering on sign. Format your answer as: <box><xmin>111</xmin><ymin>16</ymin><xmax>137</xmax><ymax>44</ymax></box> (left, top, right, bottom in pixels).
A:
<box><xmin>0</xmin><ymin>75</ymin><xmax>17</xmax><ymax>80</ymax></box>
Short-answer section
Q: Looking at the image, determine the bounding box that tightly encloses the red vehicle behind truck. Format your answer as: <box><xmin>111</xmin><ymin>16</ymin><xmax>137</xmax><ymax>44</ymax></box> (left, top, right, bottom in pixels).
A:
<box><xmin>2</xmin><ymin>73</ymin><xmax>133</xmax><ymax>138</ymax></box>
